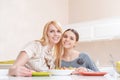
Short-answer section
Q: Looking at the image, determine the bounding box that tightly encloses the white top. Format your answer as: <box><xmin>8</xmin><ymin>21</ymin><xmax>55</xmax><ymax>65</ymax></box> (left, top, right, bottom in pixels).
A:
<box><xmin>21</xmin><ymin>41</ymin><xmax>55</xmax><ymax>71</ymax></box>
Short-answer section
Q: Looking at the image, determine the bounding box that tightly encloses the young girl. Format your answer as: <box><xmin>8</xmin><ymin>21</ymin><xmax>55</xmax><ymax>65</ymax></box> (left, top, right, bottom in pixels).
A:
<box><xmin>60</xmin><ymin>29</ymin><xmax>99</xmax><ymax>73</ymax></box>
<box><xmin>9</xmin><ymin>21</ymin><xmax>62</xmax><ymax>76</ymax></box>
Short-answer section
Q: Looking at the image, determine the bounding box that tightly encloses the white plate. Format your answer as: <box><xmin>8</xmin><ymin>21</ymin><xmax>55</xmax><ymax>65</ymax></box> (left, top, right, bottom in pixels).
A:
<box><xmin>49</xmin><ymin>69</ymin><xmax>74</xmax><ymax>76</ymax></box>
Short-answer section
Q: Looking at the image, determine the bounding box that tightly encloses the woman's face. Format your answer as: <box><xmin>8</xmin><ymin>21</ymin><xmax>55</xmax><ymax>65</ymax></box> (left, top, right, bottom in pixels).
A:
<box><xmin>47</xmin><ymin>24</ymin><xmax>62</xmax><ymax>45</ymax></box>
<box><xmin>62</xmin><ymin>31</ymin><xmax>76</xmax><ymax>49</ymax></box>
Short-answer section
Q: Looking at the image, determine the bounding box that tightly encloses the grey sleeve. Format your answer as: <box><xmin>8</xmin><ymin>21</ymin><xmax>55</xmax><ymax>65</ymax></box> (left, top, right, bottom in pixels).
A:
<box><xmin>82</xmin><ymin>53</ymin><xmax>99</xmax><ymax>72</ymax></box>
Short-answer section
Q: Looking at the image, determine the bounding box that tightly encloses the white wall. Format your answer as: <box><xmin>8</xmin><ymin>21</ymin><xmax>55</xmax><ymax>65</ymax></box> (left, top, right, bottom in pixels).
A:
<box><xmin>69</xmin><ymin>0</ymin><xmax>120</xmax><ymax>23</ymax></box>
<box><xmin>1</xmin><ymin>0</ymin><xmax>120</xmax><ymax>61</ymax></box>
<box><xmin>64</xmin><ymin>18</ymin><xmax>120</xmax><ymax>41</ymax></box>
<box><xmin>0</xmin><ymin>0</ymin><xmax>68</xmax><ymax>60</ymax></box>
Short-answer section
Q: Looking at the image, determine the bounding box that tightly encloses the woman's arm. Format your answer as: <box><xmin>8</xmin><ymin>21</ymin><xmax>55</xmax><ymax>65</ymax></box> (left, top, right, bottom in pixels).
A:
<box><xmin>8</xmin><ymin>51</ymin><xmax>32</xmax><ymax>76</ymax></box>
<box><xmin>84</xmin><ymin>53</ymin><xmax>99</xmax><ymax>72</ymax></box>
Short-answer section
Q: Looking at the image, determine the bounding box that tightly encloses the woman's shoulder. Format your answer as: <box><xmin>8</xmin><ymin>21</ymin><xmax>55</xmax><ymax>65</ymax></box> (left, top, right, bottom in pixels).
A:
<box><xmin>23</xmin><ymin>40</ymin><xmax>42</xmax><ymax>48</ymax></box>
<box><xmin>79</xmin><ymin>52</ymin><xmax>90</xmax><ymax>57</ymax></box>
<box><xmin>28</xmin><ymin>40</ymin><xmax>41</xmax><ymax>45</ymax></box>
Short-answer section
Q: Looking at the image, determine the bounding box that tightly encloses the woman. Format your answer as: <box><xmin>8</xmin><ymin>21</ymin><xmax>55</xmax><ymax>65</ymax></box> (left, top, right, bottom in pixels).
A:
<box><xmin>9</xmin><ymin>21</ymin><xmax>62</xmax><ymax>76</ymax></box>
<box><xmin>60</xmin><ymin>29</ymin><xmax>99</xmax><ymax>73</ymax></box>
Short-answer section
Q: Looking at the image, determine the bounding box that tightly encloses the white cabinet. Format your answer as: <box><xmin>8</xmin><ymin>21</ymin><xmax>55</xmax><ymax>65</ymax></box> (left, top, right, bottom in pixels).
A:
<box><xmin>64</xmin><ymin>18</ymin><xmax>120</xmax><ymax>41</ymax></box>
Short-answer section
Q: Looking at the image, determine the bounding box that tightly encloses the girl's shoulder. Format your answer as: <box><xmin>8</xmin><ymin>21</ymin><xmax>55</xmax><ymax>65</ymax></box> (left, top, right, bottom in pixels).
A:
<box><xmin>79</xmin><ymin>52</ymin><xmax>89</xmax><ymax>58</ymax></box>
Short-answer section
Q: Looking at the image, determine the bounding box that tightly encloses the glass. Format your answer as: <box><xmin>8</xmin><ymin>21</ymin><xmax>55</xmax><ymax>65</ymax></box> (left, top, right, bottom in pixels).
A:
<box><xmin>109</xmin><ymin>54</ymin><xmax>120</xmax><ymax>79</ymax></box>
<box><xmin>115</xmin><ymin>61</ymin><xmax>120</xmax><ymax>76</ymax></box>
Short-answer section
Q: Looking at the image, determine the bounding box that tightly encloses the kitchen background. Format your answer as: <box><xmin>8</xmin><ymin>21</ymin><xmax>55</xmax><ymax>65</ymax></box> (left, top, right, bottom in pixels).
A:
<box><xmin>0</xmin><ymin>0</ymin><xmax>120</xmax><ymax>66</ymax></box>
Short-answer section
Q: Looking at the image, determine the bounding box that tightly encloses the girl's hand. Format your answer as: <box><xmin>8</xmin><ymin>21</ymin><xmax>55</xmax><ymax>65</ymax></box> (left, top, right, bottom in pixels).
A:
<box><xmin>72</xmin><ymin>67</ymin><xmax>87</xmax><ymax>74</ymax></box>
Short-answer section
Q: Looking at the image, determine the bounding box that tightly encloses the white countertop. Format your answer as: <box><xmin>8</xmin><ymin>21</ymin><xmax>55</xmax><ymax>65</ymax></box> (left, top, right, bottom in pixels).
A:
<box><xmin>0</xmin><ymin>64</ymin><xmax>12</xmax><ymax>69</ymax></box>
<box><xmin>0</xmin><ymin>68</ymin><xmax>119</xmax><ymax>80</ymax></box>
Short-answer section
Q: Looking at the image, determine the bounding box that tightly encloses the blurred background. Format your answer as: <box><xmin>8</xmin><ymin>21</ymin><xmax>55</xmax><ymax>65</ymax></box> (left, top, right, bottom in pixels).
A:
<box><xmin>0</xmin><ymin>0</ymin><xmax>120</xmax><ymax>66</ymax></box>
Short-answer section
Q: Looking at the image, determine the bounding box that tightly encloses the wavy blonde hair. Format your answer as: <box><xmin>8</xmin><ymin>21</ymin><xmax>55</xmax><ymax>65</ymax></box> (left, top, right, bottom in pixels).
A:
<box><xmin>39</xmin><ymin>21</ymin><xmax>62</xmax><ymax>68</ymax></box>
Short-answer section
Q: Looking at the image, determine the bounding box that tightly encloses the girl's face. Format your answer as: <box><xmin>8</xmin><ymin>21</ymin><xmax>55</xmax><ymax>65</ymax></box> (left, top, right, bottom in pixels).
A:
<box><xmin>47</xmin><ymin>24</ymin><xmax>62</xmax><ymax>45</ymax></box>
<box><xmin>62</xmin><ymin>31</ymin><xmax>76</xmax><ymax>49</ymax></box>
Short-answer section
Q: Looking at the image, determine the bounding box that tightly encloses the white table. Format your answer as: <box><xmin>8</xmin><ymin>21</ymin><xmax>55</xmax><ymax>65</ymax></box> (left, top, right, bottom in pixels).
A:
<box><xmin>0</xmin><ymin>69</ymin><xmax>119</xmax><ymax>80</ymax></box>
<box><xmin>0</xmin><ymin>64</ymin><xmax>12</xmax><ymax>69</ymax></box>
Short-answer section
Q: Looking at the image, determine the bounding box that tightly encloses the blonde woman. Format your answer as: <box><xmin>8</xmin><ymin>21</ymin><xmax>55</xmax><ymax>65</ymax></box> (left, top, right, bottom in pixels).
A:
<box><xmin>9</xmin><ymin>21</ymin><xmax>62</xmax><ymax>76</ymax></box>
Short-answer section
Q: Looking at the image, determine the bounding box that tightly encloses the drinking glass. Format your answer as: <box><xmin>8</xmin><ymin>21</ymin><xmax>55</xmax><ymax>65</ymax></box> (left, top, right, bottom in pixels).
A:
<box><xmin>115</xmin><ymin>61</ymin><xmax>120</xmax><ymax>77</ymax></box>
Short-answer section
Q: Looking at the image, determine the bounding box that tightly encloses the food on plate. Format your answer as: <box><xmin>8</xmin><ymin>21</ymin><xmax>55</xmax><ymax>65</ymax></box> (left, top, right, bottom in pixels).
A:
<box><xmin>49</xmin><ymin>67</ymin><xmax>75</xmax><ymax>76</ymax></box>
<box><xmin>55</xmin><ymin>66</ymin><xmax>76</xmax><ymax>70</ymax></box>
<box><xmin>49</xmin><ymin>69</ymin><xmax>74</xmax><ymax>76</ymax></box>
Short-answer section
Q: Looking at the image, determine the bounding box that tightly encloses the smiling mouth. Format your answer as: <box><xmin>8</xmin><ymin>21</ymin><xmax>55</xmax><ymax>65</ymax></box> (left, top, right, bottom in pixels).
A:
<box><xmin>64</xmin><ymin>42</ymin><xmax>70</xmax><ymax>45</ymax></box>
<box><xmin>52</xmin><ymin>37</ymin><xmax>60</xmax><ymax>41</ymax></box>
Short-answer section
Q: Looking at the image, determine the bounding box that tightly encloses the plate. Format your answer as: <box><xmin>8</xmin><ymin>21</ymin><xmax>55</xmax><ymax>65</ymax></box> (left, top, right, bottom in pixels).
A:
<box><xmin>49</xmin><ymin>69</ymin><xmax>74</xmax><ymax>76</ymax></box>
<box><xmin>32</xmin><ymin>72</ymin><xmax>51</xmax><ymax>76</ymax></box>
<box><xmin>79</xmin><ymin>72</ymin><xmax>107</xmax><ymax>76</ymax></box>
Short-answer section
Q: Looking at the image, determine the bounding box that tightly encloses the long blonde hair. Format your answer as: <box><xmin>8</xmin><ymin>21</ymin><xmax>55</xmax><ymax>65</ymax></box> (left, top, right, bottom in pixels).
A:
<box><xmin>39</xmin><ymin>21</ymin><xmax>63</xmax><ymax>68</ymax></box>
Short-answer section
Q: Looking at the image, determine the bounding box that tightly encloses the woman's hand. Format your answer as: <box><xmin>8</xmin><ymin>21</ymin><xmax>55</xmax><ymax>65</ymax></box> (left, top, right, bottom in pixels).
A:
<box><xmin>9</xmin><ymin>66</ymin><xmax>32</xmax><ymax>77</ymax></box>
<box><xmin>8</xmin><ymin>51</ymin><xmax>32</xmax><ymax>77</ymax></box>
<box><xmin>72</xmin><ymin>67</ymin><xmax>88</xmax><ymax>74</ymax></box>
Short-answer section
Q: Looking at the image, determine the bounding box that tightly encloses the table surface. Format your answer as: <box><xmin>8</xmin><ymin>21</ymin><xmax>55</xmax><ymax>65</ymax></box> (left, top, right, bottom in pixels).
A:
<box><xmin>0</xmin><ymin>69</ymin><xmax>119</xmax><ymax>80</ymax></box>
